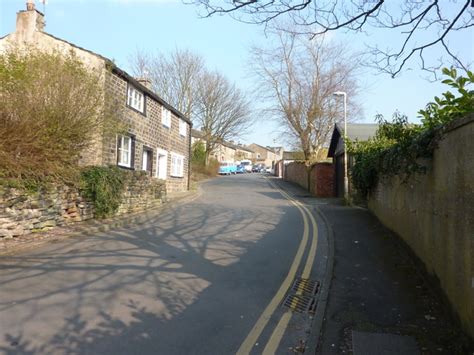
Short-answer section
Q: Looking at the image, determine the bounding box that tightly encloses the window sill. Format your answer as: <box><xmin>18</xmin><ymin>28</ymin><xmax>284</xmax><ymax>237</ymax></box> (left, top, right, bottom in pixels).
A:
<box><xmin>117</xmin><ymin>164</ymin><xmax>134</xmax><ymax>171</ymax></box>
<box><xmin>126</xmin><ymin>104</ymin><xmax>146</xmax><ymax>117</ymax></box>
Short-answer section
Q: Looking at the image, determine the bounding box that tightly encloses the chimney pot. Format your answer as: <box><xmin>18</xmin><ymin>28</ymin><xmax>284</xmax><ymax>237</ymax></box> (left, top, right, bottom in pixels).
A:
<box><xmin>26</xmin><ymin>0</ymin><xmax>35</xmax><ymax>11</ymax></box>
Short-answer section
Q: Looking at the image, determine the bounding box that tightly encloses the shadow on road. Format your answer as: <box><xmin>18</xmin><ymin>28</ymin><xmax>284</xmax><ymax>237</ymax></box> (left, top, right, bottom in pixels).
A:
<box><xmin>0</xmin><ymin>176</ymin><xmax>300</xmax><ymax>354</ymax></box>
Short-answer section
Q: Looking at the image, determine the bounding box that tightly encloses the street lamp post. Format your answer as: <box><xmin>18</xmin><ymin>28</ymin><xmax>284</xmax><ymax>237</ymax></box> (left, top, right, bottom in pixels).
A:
<box><xmin>333</xmin><ymin>91</ymin><xmax>348</xmax><ymax>201</ymax></box>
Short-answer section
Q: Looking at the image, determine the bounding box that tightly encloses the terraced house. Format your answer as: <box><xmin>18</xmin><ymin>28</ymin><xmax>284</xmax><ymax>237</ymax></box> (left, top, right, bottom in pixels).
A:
<box><xmin>0</xmin><ymin>1</ymin><xmax>191</xmax><ymax>193</ymax></box>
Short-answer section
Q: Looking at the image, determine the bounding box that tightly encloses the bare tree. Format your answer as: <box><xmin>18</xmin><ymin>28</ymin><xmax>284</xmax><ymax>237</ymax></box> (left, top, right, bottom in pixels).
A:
<box><xmin>129</xmin><ymin>48</ymin><xmax>204</xmax><ymax>118</ymax></box>
<box><xmin>249</xmin><ymin>30</ymin><xmax>361</xmax><ymax>161</ymax></box>
<box><xmin>187</xmin><ymin>0</ymin><xmax>473</xmax><ymax>78</ymax></box>
<box><xmin>194</xmin><ymin>70</ymin><xmax>253</xmax><ymax>163</ymax></box>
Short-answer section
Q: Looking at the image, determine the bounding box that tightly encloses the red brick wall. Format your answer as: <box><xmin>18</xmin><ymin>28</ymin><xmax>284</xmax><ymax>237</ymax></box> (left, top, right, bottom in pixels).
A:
<box><xmin>310</xmin><ymin>163</ymin><xmax>335</xmax><ymax>197</ymax></box>
<box><xmin>284</xmin><ymin>162</ymin><xmax>335</xmax><ymax>197</ymax></box>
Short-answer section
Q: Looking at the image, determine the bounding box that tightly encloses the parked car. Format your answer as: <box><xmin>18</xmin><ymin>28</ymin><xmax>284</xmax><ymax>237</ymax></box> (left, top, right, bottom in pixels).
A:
<box><xmin>218</xmin><ymin>162</ymin><xmax>237</xmax><ymax>175</ymax></box>
<box><xmin>252</xmin><ymin>164</ymin><xmax>265</xmax><ymax>173</ymax></box>
<box><xmin>236</xmin><ymin>164</ymin><xmax>246</xmax><ymax>174</ymax></box>
<box><xmin>240</xmin><ymin>160</ymin><xmax>252</xmax><ymax>173</ymax></box>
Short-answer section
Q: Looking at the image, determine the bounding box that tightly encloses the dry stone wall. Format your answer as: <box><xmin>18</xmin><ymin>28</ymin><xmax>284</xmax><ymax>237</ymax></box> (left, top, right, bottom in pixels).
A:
<box><xmin>0</xmin><ymin>176</ymin><xmax>166</xmax><ymax>239</ymax></box>
<box><xmin>0</xmin><ymin>186</ymin><xmax>94</xmax><ymax>239</ymax></box>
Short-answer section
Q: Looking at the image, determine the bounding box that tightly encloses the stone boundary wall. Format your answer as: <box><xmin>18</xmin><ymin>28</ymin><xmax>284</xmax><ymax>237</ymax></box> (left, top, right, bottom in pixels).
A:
<box><xmin>0</xmin><ymin>176</ymin><xmax>166</xmax><ymax>239</ymax></box>
<box><xmin>284</xmin><ymin>162</ymin><xmax>335</xmax><ymax>198</ymax></box>
<box><xmin>368</xmin><ymin>115</ymin><xmax>474</xmax><ymax>337</ymax></box>
<box><xmin>284</xmin><ymin>162</ymin><xmax>309</xmax><ymax>190</ymax></box>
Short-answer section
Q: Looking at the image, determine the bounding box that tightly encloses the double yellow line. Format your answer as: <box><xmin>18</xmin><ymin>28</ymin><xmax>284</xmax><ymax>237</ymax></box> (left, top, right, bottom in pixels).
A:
<box><xmin>237</xmin><ymin>179</ymin><xmax>319</xmax><ymax>354</ymax></box>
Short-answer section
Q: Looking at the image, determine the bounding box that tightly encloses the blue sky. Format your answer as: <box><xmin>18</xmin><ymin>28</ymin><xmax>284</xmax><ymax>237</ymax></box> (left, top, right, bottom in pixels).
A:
<box><xmin>1</xmin><ymin>0</ymin><xmax>473</xmax><ymax>148</ymax></box>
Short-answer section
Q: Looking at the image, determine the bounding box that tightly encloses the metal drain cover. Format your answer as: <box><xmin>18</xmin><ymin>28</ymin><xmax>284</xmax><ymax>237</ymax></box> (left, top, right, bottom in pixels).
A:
<box><xmin>283</xmin><ymin>294</ymin><xmax>317</xmax><ymax>313</ymax></box>
<box><xmin>291</xmin><ymin>278</ymin><xmax>319</xmax><ymax>295</ymax></box>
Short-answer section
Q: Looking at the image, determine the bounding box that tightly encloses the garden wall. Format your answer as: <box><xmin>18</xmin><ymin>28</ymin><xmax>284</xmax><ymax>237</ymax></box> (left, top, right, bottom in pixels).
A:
<box><xmin>284</xmin><ymin>162</ymin><xmax>335</xmax><ymax>197</ymax></box>
<box><xmin>0</xmin><ymin>174</ymin><xmax>166</xmax><ymax>239</ymax></box>
<box><xmin>284</xmin><ymin>162</ymin><xmax>309</xmax><ymax>190</ymax></box>
<box><xmin>368</xmin><ymin>115</ymin><xmax>474</xmax><ymax>337</ymax></box>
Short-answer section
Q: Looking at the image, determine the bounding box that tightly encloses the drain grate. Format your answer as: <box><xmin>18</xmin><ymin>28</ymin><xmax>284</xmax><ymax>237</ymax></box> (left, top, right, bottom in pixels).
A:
<box><xmin>291</xmin><ymin>278</ymin><xmax>319</xmax><ymax>296</ymax></box>
<box><xmin>283</xmin><ymin>294</ymin><xmax>317</xmax><ymax>313</ymax></box>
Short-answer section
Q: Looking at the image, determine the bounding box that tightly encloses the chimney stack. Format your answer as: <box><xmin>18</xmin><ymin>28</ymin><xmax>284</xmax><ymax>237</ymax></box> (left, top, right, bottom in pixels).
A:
<box><xmin>136</xmin><ymin>77</ymin><xmax>153</xmax><ymax>90</ymax></box>
<box><xmin>26</xmin><ymin>0</ymin><xmax>35</xmax><ymax>11</ymax></box>
<box><xmin>16</xmin><ymin>0</ymin><xmax>45</xmax><ymax>41</ymax></box>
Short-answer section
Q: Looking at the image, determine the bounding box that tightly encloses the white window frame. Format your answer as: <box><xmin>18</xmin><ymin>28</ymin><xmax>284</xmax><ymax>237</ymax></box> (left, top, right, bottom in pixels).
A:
<box><xmin>117</xmin><ymin>135</ymin><xmax>132</xmax><ymax>168</ymax></box>
<box><xmin>156</xmin><ymin>149</ymin><xmax>168</xmax><ymax>180</ymax></box>
<box><xmin>170</xmin><ymin>152</ymin><xmax>184</xmax><ymax>178</ymax></box>
<box><xmin>179</xmin><ymin>118</ymin><xmax>187</xmax><ymax>137</ymax></box>
<box><xmin>127</xmin><ymin>85</ymin><xmax>144</xmax><ymax>113</ymax></box>
<box><xmin>161</xmin><ymin>106</ymin><xmax>171</xmax><ymax>128</ymax></box>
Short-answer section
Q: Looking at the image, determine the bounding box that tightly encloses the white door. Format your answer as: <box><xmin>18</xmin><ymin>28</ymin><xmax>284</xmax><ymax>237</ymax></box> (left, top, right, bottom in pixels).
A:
<box><xmin>156</xmin><ymin>149</ymin><xmax>168</xmax><ymax>180</ymax></box>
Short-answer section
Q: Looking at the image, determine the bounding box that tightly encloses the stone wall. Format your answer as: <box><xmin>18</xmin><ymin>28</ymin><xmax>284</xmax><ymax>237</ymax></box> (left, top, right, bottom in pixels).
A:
<box><xmin>368</xmin><ymin>116</ymin><xmax>474</xmax><ymax>337</ymax></box>
<box><xmin>0</xmin><ymin>186</ymin><xmax>94</xmax><ymax>239</ymax></box>
<box><xmin>0</xmin><ymin>175</ymin><xmax>166</xmax><ymax>239</ymax></box>
<box><xmin>117</xmin><ymin>174</ymin><xmax>166</xmax><ymax>215</ymax></box>
<box><xmin>284</xmin><ymin>162</ymin><xmax>335</xmax><ymax>198</ymax></box>
<box><xmin>284</xmin><ymin>162</ymin><xmax>309</xmax><ymax>190</ymax></box>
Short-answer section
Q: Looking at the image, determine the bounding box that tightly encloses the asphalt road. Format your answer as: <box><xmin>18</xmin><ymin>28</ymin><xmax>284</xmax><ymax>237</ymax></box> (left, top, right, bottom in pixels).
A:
<box><xmin>0</xmin><ymin>174</ymin><xmax>329</xmax><ymax>354</ymax></box>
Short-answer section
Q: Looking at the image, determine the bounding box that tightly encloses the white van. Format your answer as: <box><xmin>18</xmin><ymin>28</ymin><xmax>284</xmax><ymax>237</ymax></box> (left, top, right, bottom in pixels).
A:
<box><xmin>240</xmin><ymin>159</ymin><xmax>252</xmax><ymax>173</ymax></box>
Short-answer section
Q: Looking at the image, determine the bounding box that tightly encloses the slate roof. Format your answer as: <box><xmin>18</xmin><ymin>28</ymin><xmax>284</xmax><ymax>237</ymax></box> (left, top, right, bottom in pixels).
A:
<box><xmin>328</xmin><ymin>123</ymin><xmax>379</xmax><ymax>157</ymax></box>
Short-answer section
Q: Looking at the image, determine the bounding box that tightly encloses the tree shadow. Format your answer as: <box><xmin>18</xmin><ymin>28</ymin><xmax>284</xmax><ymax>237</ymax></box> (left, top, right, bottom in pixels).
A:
<box><xmin>0</xmin><ymin>176</ymin><xmax>302</xmax><ymax>354</ymax></box>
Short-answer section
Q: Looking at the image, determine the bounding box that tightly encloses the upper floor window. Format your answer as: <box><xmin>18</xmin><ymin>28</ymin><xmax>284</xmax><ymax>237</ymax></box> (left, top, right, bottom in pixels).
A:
<box><xmin>162</xmin><ymin>107</ymin><xmax>171</xmax><ymax>128</ymax></box>
<box><xmin>127</xmin><ymin>85</ymin><xmax>144</xmax><ymax>113</ymax></box>
<box><xmin>179</xmin><ymin>118</ymin><xmax>187</xmax><ymax>137</ymax></box>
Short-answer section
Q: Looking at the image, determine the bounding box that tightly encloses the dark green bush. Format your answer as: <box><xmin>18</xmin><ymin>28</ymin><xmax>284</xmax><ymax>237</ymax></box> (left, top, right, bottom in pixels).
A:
<box><xmin>80</xmin><ymin>166</ymin><xmax>125</xmax><ymax>218</ymax></box>
<box><xmin>348</xmin><ymin>68</ymin><xmax>473</xmax><ymax>198</ymax></box>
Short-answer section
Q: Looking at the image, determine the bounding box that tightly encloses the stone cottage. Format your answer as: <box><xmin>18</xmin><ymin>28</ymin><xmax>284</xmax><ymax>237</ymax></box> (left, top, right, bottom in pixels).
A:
<box><xmin>0</xmin><ymin>1</ymin><xmax>192</xmax><ymax>193</ymax></box>
<box><xmin>247</xmin><ymin>143</ymin><xmax>283</xmax><ymax>169</ymax></box>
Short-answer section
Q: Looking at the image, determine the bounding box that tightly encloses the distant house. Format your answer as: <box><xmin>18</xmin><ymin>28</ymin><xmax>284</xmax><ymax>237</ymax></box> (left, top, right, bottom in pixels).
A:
<box><xmin>0</xmin><ymin>2</ymin><xmax>192</xmax><ymax>193</ymax></box>
<box><xmin>247</xmin><ymin>143</ymin><xmax>283</xmax><ymax>168</ymax></box>
<box><xmin>191</xmin><ymin>129</ymin><xmax>254</xmax><ymax>163</ymax></box>
<box><xmin>327</xmin><ymin>123</ymin><xmax>379</xmax><ymax>197</ymax></box>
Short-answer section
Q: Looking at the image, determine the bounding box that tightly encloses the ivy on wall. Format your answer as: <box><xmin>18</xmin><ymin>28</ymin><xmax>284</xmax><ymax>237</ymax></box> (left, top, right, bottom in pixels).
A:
<box><xmin>348</xmin><ymin>68</ymin><xmax>474</xmax><ymax>198</ymax></box>
<box><xmin>80</xmin><ymin>166</ymin><xmax>126</xmax><ymax>218</ymax></box>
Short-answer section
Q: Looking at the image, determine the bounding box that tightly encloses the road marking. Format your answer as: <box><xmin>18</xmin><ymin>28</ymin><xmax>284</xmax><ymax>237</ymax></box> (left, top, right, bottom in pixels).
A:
<box><xmin>262</xmin><ymin>179</ymin><xmax>319</xmax><ymax>354</ymax></box>
<box><xmin>236</xmin><ymin>181</ymin><xmax>310</xmax><ymax>355</ymax></box>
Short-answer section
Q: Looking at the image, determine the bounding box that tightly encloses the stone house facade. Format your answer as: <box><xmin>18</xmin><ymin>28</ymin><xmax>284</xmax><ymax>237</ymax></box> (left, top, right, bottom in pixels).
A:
<box><xmin>0</xmin><ymin>2</ymin><xmax>191</xmax><ymax>193</ymax></box>
<box><xmin>247</xmin><ymin>143</ymin><xmax>283</xmax><ymax>168</ymax></box>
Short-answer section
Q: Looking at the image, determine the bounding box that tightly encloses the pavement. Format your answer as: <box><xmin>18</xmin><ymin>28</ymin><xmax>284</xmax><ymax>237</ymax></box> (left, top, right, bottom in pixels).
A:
<box><xmin>269</xmin><ymin>177</ymin><xmax>474</xmax><ymax>355</ymax></box>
